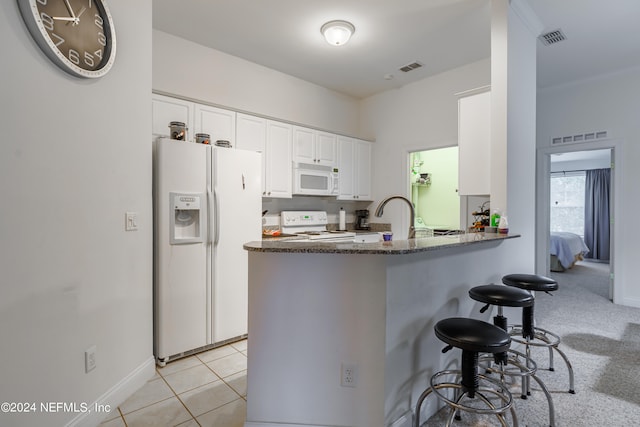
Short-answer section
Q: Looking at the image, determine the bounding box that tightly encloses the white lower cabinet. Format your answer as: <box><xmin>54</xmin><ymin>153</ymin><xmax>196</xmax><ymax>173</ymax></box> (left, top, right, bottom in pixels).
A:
<box><xmin>337</xmin><ymin>136</ymin><xmax>372</xmax><ymax>201</ymax></box>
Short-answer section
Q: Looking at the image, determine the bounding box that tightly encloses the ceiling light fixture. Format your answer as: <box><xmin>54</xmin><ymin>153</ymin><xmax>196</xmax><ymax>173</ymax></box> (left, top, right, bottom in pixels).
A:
<box><xmin>321</xmin><ymin>20</ymin><xmax>355</xmax><ymax>46</ymax></box>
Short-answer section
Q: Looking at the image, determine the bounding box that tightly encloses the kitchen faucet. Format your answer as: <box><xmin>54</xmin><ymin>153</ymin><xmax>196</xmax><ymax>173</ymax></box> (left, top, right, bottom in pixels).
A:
<box><xmin>374</xmin><ymin>195</ymin><xmax>416</xmax><ymax>239</ymax></box>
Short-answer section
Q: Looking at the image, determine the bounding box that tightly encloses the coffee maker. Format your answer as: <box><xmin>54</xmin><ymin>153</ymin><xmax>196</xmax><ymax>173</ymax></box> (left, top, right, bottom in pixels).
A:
<box><xmin>355</xmin><ymin>209</ymin><xmax>370</xmax><ymax>230</ymax></box>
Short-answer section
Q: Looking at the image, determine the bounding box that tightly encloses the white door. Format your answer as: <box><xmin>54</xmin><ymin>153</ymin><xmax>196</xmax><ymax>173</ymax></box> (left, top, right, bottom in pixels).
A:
<box><xmin>212</xmin><ymin>148</ymin><xmax>262</xmax><ymax>343</ymax></box>
<box><xmin>154</xmin><ymin>138</ymin><xmax>208</xmax><ymax>359</ymax></box>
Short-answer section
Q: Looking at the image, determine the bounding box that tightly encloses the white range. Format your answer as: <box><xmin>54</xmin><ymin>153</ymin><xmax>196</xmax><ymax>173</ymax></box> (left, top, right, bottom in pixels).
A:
<box><xmin>281</xmin><ymin>211</ymin><xmax>380</xmax><ymax>243</ymax></box>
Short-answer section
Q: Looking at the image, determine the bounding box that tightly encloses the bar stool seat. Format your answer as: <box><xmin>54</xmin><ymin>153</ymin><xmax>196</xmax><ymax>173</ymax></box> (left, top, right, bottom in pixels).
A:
<box><xmin>502</xmin><ymin>274</ymin><xmax>575</xmax><ymax>395</ymax></box>
<box><xmin>414</xmin><ymin>317</ymin><xmax>517</xmax><ymax>427</ymax></box>
<box><xmin>435</xmin><ymin>317</ymin><xmax>512</xmax><ymax>353</ymax></box>
<box><xmin>502</xmin><ymin>274</ymin><xmax>559</xmax><ymax>293</ymax></box>
<box><xmin>469</xmin><ymin>284</ymin><xmax>555</xmax><ymax>427</ymax></box>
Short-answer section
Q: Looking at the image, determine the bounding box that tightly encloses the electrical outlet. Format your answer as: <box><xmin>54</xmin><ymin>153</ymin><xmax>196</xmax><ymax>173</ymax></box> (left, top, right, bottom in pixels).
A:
<box><xmin>85</xmin><ymin>345</ymin><xmax>97</xmax><ymax>373</ymax></box>
<box><xmin>341</xmin><ymin>363</ymin><xmax>357</xmax><ymax>387</ymax></box>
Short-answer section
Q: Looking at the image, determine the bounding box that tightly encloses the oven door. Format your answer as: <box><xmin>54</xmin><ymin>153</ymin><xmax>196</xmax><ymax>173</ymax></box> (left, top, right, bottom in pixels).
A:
<box><xmin>293</xmin><ymin>167</ymin><xmax>333</xmax><ymax>196</ymax></box>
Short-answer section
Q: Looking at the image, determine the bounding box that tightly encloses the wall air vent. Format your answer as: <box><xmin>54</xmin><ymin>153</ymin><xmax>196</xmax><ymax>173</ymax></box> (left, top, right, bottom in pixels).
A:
<box><xmin>551</xmin><ymin>130</ymin><xmax>608</xmax><ymax>145</ymax></box>
<box><xmin>399</xmin><ymin>61</ymin><xmax>423</xmax><ymax>72</ymax></box>
<box><xmin>539</xmin><ymin>29</ymin><xmax>567</xmax><ymax>46</ymax></box>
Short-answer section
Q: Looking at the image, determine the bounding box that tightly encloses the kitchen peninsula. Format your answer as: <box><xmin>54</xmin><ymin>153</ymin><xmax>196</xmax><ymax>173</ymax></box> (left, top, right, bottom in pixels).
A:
<box><xmin>243</xmin><ymin>233</ymin><xmax>519</xmax><ymax>427</ymax></box>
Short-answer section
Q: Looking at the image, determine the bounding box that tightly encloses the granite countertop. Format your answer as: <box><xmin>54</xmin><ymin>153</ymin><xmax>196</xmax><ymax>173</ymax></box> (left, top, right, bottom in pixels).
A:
<box><xmin>245</xmin><ymin>232</ymin><xmax>519</xmax><ymax>255</ymax></box>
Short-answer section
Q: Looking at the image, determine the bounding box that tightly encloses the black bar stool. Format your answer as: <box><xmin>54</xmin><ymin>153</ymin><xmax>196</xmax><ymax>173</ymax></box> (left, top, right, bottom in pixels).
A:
<box><xmin>414</xmin><ymin>317</ymin><xmax>517</xmax><ymax>427</ymax></box>
<box><xmin>502</xmin><ymin>274</ymin><xmax>575</xmax><ymax>395</ymax></box>
<box><xmin>469</xmin><ymin>284</ymin><xmax>555</xmax><ymax>427</ymax></box>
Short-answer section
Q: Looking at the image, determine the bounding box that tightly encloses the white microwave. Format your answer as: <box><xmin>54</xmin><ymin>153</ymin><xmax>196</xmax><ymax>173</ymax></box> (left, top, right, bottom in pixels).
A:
<box><xmin>293</xmin><ymin>162</ymin><xmax>339</xmax><ymax>196</ymax></box>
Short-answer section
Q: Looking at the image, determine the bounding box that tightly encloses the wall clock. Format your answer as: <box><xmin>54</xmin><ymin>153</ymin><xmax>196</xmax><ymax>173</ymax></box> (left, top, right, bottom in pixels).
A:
<box><xmin>17</xmin><ymin>0</ymin><xmax>116</xmax><ymax>78</ymax></box>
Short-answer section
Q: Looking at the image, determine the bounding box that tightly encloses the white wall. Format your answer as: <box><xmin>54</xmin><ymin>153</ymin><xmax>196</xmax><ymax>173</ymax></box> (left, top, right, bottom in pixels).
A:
<box><xmin>0</xmin><ymin>2</ymin><xmax>154</xmax><ymax>426</ymax></box>
<box><xmin>359</xmin><ymin>58</ymin><xmax>491</xmax><ymax>237</ymax></box>
<box><xmin>537</xmin><ymin>67</ymin><xmax>640</xmax><ymax>307</ymax></box>
<box><xmin>153</xmin><ymin>30</ymin><xmax>361</xmax><ymax>137</ymax></box>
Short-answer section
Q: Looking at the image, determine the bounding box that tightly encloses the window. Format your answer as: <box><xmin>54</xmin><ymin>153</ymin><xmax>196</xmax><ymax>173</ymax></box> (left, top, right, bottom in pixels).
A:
<box><xmin>550</xmin><ymin>172</ymin><xmax>585</xmax><ymax>236</ymax></box>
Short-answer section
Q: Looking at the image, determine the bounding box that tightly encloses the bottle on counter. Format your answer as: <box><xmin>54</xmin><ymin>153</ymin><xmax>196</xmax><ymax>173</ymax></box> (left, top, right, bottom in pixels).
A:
<box><xmin>490</xmin><ymin>209</ymin><xmax>501</xmax><ymax>228</ymax></box>
<box><xmin>498</xmin><ymin>215</ymin><xmax>509</xmax><ymax>234</ymax></box>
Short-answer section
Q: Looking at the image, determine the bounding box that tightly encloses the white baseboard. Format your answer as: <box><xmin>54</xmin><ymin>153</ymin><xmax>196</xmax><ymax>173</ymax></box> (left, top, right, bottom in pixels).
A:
<box><xmin>621</xmin><ymin>297</ymin><xmax>640</xmax><ymax>309</ymax></box>
<box><xmin>65</xmin><ymin>356</ymin><xmax>156</xmax><ymax>427</ymax></box>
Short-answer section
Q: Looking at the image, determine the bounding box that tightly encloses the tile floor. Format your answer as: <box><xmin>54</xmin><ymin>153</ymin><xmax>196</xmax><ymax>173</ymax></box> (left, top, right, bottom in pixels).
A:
<box><xmin>100</xmin><ymin>340</ymin><xmax>247</xmax><ymax>427</ymax></box>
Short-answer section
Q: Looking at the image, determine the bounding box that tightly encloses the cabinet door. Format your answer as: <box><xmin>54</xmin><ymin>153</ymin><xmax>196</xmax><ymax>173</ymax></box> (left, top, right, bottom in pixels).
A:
<box><xmin>236</xmin><ymin>113</ymin><xmax>267</xmax><ymax>194</ymax></box>
<box><xmin>458</xmin><ymin>90</ymin><xmax>490</xmax><ymax>195</ymax></box>
<box><xmin>195</xmin><ymin>105</ymin><xmax>235</xmax><ymax>146</ymax></box>
<box><xmin>265</xmin><ymin>121</ymin><xmax>292</xmax><ymax>198</ymax></box>
<box><xmin>354</xmin><ymin>140</ymin><xmax>372</xmax><ymax>200</ymax></box>
<box><xmin>152</xmin><ymin>94</ymin><xmax>194</xmax><ymax>140</ymax></box>
<box><xmin>316</xmin><ymin>131</ymin><xmax>337</xmax><ymax>167</ymax></box>
<box><xmin>292</xmin><ymin>126</ymin><xmax>315</xmax><ymax>164</ymax></box>
<box><xmin>337</xmin><ymin>136</ymin><xmax>355</xmax><ymax>200</ymax></box>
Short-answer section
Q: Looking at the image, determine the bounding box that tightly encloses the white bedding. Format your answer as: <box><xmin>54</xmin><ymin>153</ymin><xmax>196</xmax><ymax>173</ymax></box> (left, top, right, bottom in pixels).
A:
<box><xmin>550</xmin><ymin>232</ymin><xmax>590</xmax><ymax>269</ymax></box>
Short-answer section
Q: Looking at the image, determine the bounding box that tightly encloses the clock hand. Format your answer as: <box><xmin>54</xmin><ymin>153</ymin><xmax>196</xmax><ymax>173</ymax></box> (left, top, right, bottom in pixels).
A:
<box><xmin>65</xmin><ymin>6</ymin><xmax>86</xmax><ymax>26</ymax></box>
<box><xmin>63</xmin><ymin>0</ymin><xmax>76</xmax><ymax>19</ymax></box>
<box><xmin>53</xmin><ymin>16</ymin><xmax>77</xmax><ymax>21</ymax></box>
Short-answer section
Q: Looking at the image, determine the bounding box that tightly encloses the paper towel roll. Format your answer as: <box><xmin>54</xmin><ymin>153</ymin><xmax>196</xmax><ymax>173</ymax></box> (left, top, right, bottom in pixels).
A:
<box><xmin>339</xmin><ymin>209</ymin><xmax>346</xmax><ymax>231</ymax></box>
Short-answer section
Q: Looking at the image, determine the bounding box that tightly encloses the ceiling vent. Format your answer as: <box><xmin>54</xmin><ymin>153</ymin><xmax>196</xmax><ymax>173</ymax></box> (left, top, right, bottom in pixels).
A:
<box><xmin>399</xmin><ymin>61</ymin><xmax>423</xmax><ymax>73</ymax></box>
<box><xmin>539</xmin><ymin>29</ymin><xmax>567</xmax><ymax>46</ymax></box>
<box><xmin>551</xmin><ymin>131</ymin><xmax>608</xmax><ymax>145</ymax></box>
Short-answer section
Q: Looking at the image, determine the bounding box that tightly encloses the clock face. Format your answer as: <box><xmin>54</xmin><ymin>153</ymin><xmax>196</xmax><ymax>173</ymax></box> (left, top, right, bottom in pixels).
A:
<box><xmin>18</xmin><ymin>0</ymin><xmax>116</xmax><ymax>78</ymax></box>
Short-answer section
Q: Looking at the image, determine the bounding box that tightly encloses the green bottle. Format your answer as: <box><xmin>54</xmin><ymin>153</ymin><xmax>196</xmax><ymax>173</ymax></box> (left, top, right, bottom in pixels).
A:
<box><xmin>490</xmin><ymin>210</ymin><xmax>501</xmax><ymax>228</ymax></box>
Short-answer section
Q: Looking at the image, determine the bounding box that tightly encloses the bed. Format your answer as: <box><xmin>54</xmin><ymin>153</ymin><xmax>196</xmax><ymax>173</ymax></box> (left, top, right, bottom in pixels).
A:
<box><xmin>550</xmin><ymin>232</ymin><xmax>590</xmax><ymax>272</ymax></box>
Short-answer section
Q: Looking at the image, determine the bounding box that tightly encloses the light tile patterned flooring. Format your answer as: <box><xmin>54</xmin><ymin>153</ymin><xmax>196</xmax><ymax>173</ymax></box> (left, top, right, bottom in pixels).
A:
<box><xmin>100</xmin><ymin>340</ymin><xmax>247</xmax><ymax>427</ymax></box>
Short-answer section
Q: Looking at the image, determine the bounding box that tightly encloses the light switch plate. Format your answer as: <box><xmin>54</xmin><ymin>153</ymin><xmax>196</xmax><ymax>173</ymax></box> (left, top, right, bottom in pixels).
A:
<box><xmin>125</xmin><ymin>212</ymin><xmax>138</xmax><ymax>231</ymax></box>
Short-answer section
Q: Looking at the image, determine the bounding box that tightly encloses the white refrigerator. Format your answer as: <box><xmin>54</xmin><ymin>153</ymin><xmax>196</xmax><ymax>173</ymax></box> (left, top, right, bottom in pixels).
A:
<box><xmin>153</xmin><ymin>138</ymin><xmax>261</xmax><ymax>365</ymax></box>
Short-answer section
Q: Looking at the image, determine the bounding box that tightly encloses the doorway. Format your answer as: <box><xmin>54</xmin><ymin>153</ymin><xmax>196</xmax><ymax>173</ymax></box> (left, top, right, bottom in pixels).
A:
<box><xmin>537</xmin><ymin>141</ymin><xmax>621</xmax><ymax>302</ymax></box>
<box><xmin>409</xmin><ymin>147</ymin><xmax>460</xmax><ymax>235</ymax></box>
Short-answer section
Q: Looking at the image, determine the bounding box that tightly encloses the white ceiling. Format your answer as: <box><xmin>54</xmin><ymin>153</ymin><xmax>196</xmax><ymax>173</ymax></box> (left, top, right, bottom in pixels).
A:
<box><xmin>153</xmin><ymin>0</ymin><xmax>640</xmax><ymax>99</ymax></box>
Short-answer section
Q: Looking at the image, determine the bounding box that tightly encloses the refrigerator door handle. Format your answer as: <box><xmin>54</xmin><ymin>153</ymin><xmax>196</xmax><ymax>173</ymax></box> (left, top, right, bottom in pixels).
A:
<box><xmin>207</xmin><ymin>188</ymin><xmax>214</xmax><ymax>245</ymax></box>
<box><xmin>213</xmin><ymin>189</ymin><xmax>220</xmax><ymax>245</ymax></box>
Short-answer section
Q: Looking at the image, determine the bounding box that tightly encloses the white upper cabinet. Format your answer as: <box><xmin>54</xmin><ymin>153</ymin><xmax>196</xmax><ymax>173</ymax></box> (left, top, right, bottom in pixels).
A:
<box><xmin>152</xmin><ymin>94</ymin><xmax>236</xmax><ymax>145</ymax></box>
<box><xmin>265</xmin><ymin>120</ymin><xmax>293</xmax><ymax>198</ymax></box>
<box><xmin>337</xmin><ymin>136</ymin><xmax>372</xmax><ymax>201</ymax></box>
<box><xmin>152</xmin><ymin>94</ymin><xmax>194</xmax><ymax>140</ymax></box>
<box><xmin>236</xmin><ymin>114</ymin><xmax>292</xmax><ymax>198</ymax></box>
<box><xmin>354</xmin><ymin>139</ymin><xmax>372</xmax><ymax>200</ymax></box>
<box><xmin>236</xmin><ymin>113</ymin><xmax>266</xmax><ymax>153</ymax></box>
<box><xmin>236</xmin><ymin>113</ymin><xmax>267</xmax><ymax>194</ymax></box>
<box><xmin>195</xmin><ymin>104</ymin><xmax>236</xmax><ymax>146</ymax></box>
<box><xmin>293</xmin><ymin>127</ymin><xmax>337</xmax><ymax>167</ymax></box>
<box><xmin>458</xmin><ymin>88</ymin><xmax>491</xmax><ymax>196</ymax></box>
